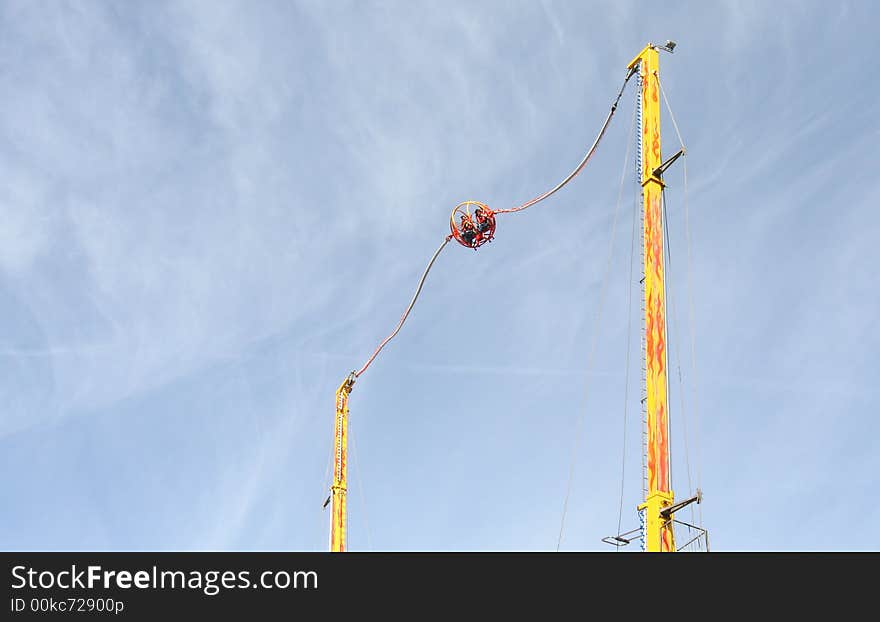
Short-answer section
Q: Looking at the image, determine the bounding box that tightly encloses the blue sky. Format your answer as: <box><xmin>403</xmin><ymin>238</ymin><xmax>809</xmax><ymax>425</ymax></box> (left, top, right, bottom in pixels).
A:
<box><xmin>1</xmin><ymin>0</ymin><xmax>876</xmax><ymax>551</ymax></box>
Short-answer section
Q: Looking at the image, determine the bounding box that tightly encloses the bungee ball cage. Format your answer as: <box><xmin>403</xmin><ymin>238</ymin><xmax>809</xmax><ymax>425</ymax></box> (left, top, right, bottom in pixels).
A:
<box><xmin>450</xmin><ymin>201</ymin><xmax>496</xmax><ymax>249</ymax></box>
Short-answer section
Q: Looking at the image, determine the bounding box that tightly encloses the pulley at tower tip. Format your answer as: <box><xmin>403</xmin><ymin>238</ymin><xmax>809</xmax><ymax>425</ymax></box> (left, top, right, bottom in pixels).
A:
<box><xmin>339</xmin><ymin>371</ymin><xmax>356</xmax><ymax>393</ymax></box>
<box><xmin>450</xmin><ymin>201</ymin><xmax>496</xmax><ymax>250</ymax></box>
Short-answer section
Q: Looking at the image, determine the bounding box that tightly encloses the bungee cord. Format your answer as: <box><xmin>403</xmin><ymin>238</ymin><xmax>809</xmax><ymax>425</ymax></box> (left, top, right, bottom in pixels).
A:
<box><xmin>496</xmin><ymin>67</ymin><xmax>637</xmax><ymax>215</ymax></box>
<box><xmin>354</xmin><ymin>235</ymin><xmax>453</xmax><ymax>378</ymax></box>
<box><xmin>351</xmin><ymin>68</ymin><xmax>637</xmax><ymax>379</ymax></box>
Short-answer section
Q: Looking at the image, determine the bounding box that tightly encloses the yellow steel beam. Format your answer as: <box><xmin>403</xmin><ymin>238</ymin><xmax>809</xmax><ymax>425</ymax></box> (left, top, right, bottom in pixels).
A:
<box><xmin>633</xmin><ymin>44</ymin><xmax>675</xmax><ymax>552</ymax></box>
<box><xmin>330</xmin><ymin>374</ymin><xmax>354</xmax><ymax>552</ymax></box>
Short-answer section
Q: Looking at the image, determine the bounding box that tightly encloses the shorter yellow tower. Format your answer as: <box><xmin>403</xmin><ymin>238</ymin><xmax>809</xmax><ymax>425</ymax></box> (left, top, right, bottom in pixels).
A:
<box><xmin>329</xmin><ymin>373</ymin><xmax>354</xmax><ymax>552</ymax></box>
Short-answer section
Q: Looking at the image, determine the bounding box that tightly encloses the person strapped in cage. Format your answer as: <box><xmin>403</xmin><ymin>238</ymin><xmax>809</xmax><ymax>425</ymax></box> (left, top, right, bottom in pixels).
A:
<box><xmin>459</xmin><ymin>213</ymin><xmax>477</xmax><ymax>247</ymax></box>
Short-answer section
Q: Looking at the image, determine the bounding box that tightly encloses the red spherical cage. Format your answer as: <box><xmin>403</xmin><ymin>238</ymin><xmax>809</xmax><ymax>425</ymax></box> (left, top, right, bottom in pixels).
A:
<box><xmin>450</xmin><ymin>201</ymin><xmax>496</xmax><ymax>249</ymax></box>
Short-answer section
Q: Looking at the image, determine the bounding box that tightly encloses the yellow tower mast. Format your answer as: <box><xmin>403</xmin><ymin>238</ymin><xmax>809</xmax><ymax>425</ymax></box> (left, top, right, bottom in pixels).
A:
<box><xmin>627</xmin><ymin>42</ymin><xmax>693</xmax><ymax>552</ymax></box>
<box><xmin>329</xmin><ymin>373</ymin><xmax>354</xmax><ymax>552</ymax></box>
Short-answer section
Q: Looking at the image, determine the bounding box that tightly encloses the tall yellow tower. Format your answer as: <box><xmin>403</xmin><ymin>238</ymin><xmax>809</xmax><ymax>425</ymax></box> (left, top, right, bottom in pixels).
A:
<box><xmin>629</xmin><ymin>43</ymin><xmax>675</xmax><ymax>552</ymax></box>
